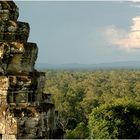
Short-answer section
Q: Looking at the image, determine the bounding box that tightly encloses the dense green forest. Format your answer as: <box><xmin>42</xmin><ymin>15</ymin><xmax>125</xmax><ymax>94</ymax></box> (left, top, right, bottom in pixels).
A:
<box><xmin>45</xmin><ymin>70</ymin><xmax>140</xmax><ymax>139</ymax></box>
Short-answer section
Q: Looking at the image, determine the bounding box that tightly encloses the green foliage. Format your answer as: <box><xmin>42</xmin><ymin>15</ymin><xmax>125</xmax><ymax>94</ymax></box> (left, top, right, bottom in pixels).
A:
<box><xmin>45</xmin><ymin>70</ymin><xmax>140</xmax><ymax>138</ymax></box>
<box><xmin>88</xmin><ymin>98</ymin><xmax>140</xmax><ymax>139</ymax></box>
<box><xmin>65</xmin><ymin>122</ymin><xmax>89</xmax><ymax>139</ymax></box>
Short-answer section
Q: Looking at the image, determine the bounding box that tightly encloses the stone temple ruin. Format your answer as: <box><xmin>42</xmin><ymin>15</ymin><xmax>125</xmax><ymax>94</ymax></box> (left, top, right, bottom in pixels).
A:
<box><xmin>0</xmin><ymin>1</ymin><xmax>63</xmax><ymax>139</ymax></box>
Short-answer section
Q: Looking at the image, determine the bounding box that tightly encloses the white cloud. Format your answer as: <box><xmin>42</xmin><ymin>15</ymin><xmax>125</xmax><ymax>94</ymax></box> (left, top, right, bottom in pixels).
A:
<box><xmin>105</xmin><ymin>16</ymin><xmax>140</xmax><ymax>50</ymax></box>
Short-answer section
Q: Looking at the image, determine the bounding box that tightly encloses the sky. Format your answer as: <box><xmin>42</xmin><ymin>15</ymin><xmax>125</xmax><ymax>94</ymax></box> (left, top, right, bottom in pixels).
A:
<box><xmin>15</xmin><ymin>1</ymin><xmax>140</xmax><ymax>64</ymax></box>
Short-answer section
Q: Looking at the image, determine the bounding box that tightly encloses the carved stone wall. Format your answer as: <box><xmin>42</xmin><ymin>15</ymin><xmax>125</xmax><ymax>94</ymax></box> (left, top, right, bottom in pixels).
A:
<box><xmin>0</xmin><ymin>1</ymin><xmax>61</xmax><ymax>139</ymax></box>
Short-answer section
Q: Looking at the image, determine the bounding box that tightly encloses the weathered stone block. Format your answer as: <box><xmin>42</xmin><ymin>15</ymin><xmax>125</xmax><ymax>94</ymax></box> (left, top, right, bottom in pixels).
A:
<box><xmin>0</xmin><ymin>76</ymin><xmax>9</xmax><ymax>90</ymax></box>
<box><xmin>8</xmin><ymin>76</ymin><xmax>37</xmax><ymax>91</ymax></box>
<box><xmin>0</xmin><ymin>90</ymin><xmax>8</xmax><ymax>96</ymax></box>
<box><xmin>0</xmin><ymin>42</ymin><xmax>38</xmax><ymax>74</ymax></box>
<box><xmin>0</xmin><ymin>32</ymin><xmax>28</xmax><ymax>42</ymax></box>
<box><xmin>0</xmin><ymin>21</ymin><xmax>29</xmax><ymax>42</ymax></box>
<box><xmin>37</xmin><ymin>72</ymin><xmax>45</xmax><ymax>92</ymax></box>
<box><xmin>0</xmin><ymin>99</ymin><xmax>8</xmax><ymax>134</ymax></box>
<box><xmin>0</xmin><ymin>1</ymin><xmax>19</xmax><ymax>21</ymax></box>
<box><xmin>0</xmin><ymin>34</ymin><xmax>3</xmax><ymax>40</ymax></box>
<box><xmin>10</xmin><ymin>42</ymin><xmax>25</xmax><ymax>54</ymax></box>
<box><xmin>0</xmin><ymin>124</ymin><xmax>5</xmax><ymax>134</ymax></box>
<box><xmin>20</xmin><ymin>43</ymin><xmax>38</xmax><ymax>73</ymax></box>
<box><xmin>7</xmin><ymin>53</ymin><xmax>24</xmax><ymax>74</ymax></box>
<box><xmin>2</xmin><ymin>134</ymin><xmax>16</xmax><ymax>140</ymax></box>
<box><xmin>0</xmin><ymin>42</ymin><xmax>25</xmax><ymax>74</ymax></box>
<box><xmin>0</xmin><ymin>10</ymin><xmax>10</xmax><ymax>21</ymax></box>
<box><xmin>14</xmin><ymin>92</ymin><xmax>28</xmax><ymax>103</ymax></box>
<box><xmin>5</xmin><ymin>114</ymin><xmax>17</xmax><ymax>134</ymax></box>
<box><xmin>6</xmin><ymin>75</ymin><xmax>38</xmax><ymax>104</ymax></box>
<box><xmin>0</xmin><ymin>115</ymin><xmax>5</xmax><ymax>134</ymax></box>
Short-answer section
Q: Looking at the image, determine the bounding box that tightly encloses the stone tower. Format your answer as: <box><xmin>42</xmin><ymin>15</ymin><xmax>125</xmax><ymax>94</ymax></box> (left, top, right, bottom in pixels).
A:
<box><xmin>0</xmin><ymin>1</ymin><xmax>58</xmax><ymax>139</ymax></box>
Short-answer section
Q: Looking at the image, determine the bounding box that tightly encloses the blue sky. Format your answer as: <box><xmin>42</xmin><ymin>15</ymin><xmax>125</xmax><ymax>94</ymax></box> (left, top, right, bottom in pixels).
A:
<box><xmin>15</xmin><ymin>1</ymin><xmax>140</xmax><ymax>64</ymax></box>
